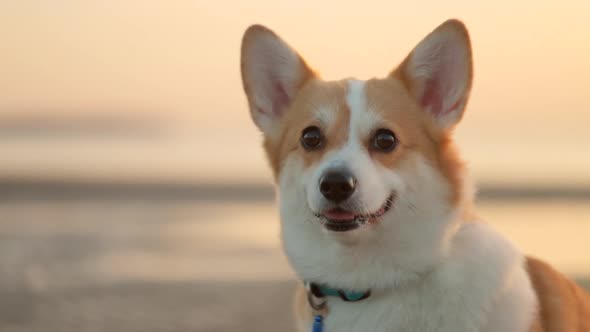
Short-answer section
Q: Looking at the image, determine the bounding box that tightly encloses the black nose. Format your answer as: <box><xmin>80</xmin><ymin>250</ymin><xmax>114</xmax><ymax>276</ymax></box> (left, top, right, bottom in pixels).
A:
<box><xmin>319</xmin><ymin>171</ymin><xmax>356</xmax><ymax>203</ymax></box>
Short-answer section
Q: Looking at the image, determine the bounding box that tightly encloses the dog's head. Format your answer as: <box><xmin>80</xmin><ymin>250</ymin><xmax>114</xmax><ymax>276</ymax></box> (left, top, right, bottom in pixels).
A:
<box><xmin>241</xmin><ymin>20</ymin><xmax>474</xmax><ymax>288</ymax></box>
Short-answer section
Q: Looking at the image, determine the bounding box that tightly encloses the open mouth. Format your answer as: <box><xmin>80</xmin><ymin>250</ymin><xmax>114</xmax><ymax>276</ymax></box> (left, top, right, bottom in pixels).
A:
<box><xmin>316</xmin><ymin>194</ymin><xmax>394</xmax><ymax>232</ymax></box>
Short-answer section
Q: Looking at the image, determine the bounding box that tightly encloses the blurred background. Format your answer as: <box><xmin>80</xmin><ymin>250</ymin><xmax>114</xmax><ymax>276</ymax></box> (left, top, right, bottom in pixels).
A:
<box><xmin>1</xmin><ymin>1</ymin><xmax>589</xmax><ymax>331</ymax></box>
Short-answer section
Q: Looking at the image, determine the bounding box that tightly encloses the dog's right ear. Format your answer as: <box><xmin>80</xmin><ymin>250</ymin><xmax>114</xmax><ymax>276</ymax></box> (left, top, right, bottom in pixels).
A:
<box><xmin>392</xmin><ymin>19</ymin><xmax>473</xmax><ymax>130</ymax></box>
<box><xmin>241</xmin><ymin>25</ymin><xmax>315</xmax><ymax>135</ymax></box>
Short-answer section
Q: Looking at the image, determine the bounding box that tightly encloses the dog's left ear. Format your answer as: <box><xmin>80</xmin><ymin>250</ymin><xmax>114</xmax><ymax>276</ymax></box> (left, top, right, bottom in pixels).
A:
<box><xmin>393</xmin><ymin>19</ymin><xmax>473</xmax><ymax>130</ymax></box>
<box><xmin>241</xmin><ymin>25</ymin><xmax>315</xmax><ymax>135</ymax></box>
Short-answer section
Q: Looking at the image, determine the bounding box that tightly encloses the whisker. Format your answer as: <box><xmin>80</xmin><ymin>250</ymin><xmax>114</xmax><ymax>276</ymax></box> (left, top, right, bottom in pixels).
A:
<box><xmin>359</xmin><ymin>201</ymin><xmax>372</xmax><ymax>226</ymax></box>
<box><xmin>402</xmin><ymin>197</ymin><xmax>418</xmax><ymax>216</ymax></box>
<box><xmin>349</xmin><ymin>200</ymin><xmax>364</xmax><ymax>225</ymax></box>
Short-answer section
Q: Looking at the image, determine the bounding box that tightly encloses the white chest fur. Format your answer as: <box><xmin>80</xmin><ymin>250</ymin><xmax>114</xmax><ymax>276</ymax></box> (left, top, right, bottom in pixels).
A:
<box><xmin>297</xmin><ymin>223</ymin><xmax>537</xmax><ymax>332</ymax></box>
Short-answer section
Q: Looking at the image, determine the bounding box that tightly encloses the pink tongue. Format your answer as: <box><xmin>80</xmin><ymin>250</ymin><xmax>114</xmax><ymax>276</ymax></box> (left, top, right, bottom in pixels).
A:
<box><xmin>324</xmin><ymin>210</ymin><xmax>356</xmax><ymax>221</ymax></box>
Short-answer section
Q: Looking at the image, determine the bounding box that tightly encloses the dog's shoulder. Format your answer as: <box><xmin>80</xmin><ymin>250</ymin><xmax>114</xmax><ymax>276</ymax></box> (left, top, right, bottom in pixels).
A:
<box><xmin>442</xmin><ymin>222</ymin><xmax>527</xmax><ymax>286</ymax></box>
<box><xmin>427</xmin><ymin>222</ymin><xmax>537</xmax><ymax>331</ymax></box>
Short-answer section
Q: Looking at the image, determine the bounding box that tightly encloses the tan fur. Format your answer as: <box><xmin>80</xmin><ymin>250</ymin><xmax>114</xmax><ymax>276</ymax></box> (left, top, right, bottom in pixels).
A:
<box><xmin>527</xmin><ymin>257</ymin><xmax>590</xmax><ymax>332</ymax></box>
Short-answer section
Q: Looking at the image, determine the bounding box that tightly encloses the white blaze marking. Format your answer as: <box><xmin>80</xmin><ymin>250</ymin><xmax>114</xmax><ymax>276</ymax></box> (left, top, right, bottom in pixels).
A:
<box><xmin>345</xmin><ymin>80</ymin><xmax>366</xmax><ymax>143</ymax></box>
<box><xmin>345</xmin><ymin>80</ymin><xmax>382</xmax><ymax>144</ymax></box>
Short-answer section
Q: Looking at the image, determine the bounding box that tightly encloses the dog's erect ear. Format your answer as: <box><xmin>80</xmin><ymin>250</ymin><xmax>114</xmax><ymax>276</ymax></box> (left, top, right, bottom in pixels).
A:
<box><xmin>241</xmin><ymin>25</ymin><xmax>315</xmax><ymax>135</ymax></box>
<box><xmin>393</xmin><ymin>19</ymin><xmax>473</xmax><ymax>130</ymax></box>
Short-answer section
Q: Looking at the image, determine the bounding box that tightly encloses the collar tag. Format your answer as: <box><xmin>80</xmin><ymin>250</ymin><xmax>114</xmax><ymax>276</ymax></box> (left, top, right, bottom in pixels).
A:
<box><xmin>312</xmin><ymin>315</ymin><xmax>324</xmax><ymax>332</ymax></box>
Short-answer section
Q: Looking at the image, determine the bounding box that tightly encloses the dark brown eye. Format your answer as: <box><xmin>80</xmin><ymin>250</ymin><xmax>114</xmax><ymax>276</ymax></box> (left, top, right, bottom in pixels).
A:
<box><xmin>372</xmin><ymin>129</ymin><xmax>397</xmax><ymax>152</ymax></box>
<box><xmin>301</xmin><ymin>126</ymin><xmax>324</xmax><ymax>150</ymax></box>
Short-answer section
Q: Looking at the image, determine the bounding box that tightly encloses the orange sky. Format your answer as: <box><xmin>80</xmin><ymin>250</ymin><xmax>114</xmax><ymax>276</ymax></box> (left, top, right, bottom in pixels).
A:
<box><xmin>2</xmin><ymin>0</ymin><xmax>589</xmax><ymax>116</ymax></box>
<box><xmin>0</xmin><ymin>1</ymin><xmax>589</xmax><ymax>184</ymax></box>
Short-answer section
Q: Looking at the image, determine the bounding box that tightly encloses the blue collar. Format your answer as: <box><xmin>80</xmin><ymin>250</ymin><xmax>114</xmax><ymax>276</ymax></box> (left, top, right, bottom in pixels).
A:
<box><xmin>306</xmin><ymin>282</ymin><xmax>371</xmax><ymax>303</ymax></box>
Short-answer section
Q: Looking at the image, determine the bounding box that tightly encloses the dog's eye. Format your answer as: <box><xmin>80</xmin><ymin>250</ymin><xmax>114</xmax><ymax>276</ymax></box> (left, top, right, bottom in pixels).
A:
<box><xmin>301</xmin><ymin>126</ymin><xmax>324</xmax><ymax>150</ymax></box>
<box><xmin>372</xmin><ymin>129</ymin><xmax>397</xmax><ymax>152</ymax></box>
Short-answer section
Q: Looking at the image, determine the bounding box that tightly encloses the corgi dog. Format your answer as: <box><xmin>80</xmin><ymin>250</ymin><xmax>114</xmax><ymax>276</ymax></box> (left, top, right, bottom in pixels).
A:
<box><xmin>240</xmin><ymin>19</ymin><xmax>590</xmax><ymax>332</ymax></box>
